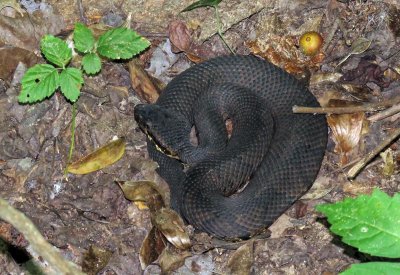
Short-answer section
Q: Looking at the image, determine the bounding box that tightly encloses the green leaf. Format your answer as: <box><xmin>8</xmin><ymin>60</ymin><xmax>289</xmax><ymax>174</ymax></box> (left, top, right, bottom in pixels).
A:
<box><xmin>41</xmin><ymin>35</ymin><xmax>72</xmax><ymax>68</ymax></box>
<box><xmin>73</xmin><ymin>23</ymin><xmax>95</xmax><ymax>53</ymax></box>
<box><xmin>59</xmin><ymin>68</ymin><xmax>83</xmax><ymax>102</ymax></box>
<box><xmin>97</xmin><ymin>27</ymin><xmax>150</xmax><ymax>60</ymax></box>
<box><xmin>341</xmin><ymin>262</ymin><xmax>400</xmax><ymax>275</ymax></box>
<box><xmin>181</xmin><ymin>0</ymin><xmax>222</xmax><ymax>12</ymax></box>
<box><xmin>82</xmin><ymin>53</ymin><xmax>101</xmax><ymax>75</ymax></box>
<box><xmin>18</xmin><ymin>64</ymin><xmax>59</xmax><ymax>103</ymax></box>
<box><xmin>317</xmin><ymin>189</ymin><xmax>400</xmax><ymax>258</ymax></box>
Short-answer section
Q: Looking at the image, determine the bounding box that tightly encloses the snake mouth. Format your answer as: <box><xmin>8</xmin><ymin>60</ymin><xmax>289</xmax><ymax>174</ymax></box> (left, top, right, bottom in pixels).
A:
<box><xmin>142</xmin><ymin>128</ymin><xmax>179</xmax><ymax>159</ymax></box>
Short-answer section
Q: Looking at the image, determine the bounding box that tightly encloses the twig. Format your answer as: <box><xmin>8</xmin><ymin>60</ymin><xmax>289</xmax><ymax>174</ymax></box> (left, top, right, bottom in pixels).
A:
<box><xmin>368</xmin><ymin>103</ymin><xmax>400</xmax><ymax>122</ymax></box>
<box><xmin>293</xmin><ymin>95</ymin><xmax>400</xmax><ymax>114</ymax></box>
<box><xmin>0</xmin><ymin>198</ymin><xmax>85</xmax><ymax>275</ymax></box>
<box><xmin>347</xmin><ymin>128</ymin><xmax>400</xmax><ymax>179</ymax></box>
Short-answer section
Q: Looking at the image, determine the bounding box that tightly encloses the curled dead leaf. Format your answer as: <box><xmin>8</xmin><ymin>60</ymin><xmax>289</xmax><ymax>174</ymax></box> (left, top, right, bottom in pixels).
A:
<box><xmin>128</xmin><ymin>59</ymin><xmax>161</xmax><ymax>104</ymax></box>
<box><xmin>159</xmin><ymin>246</ymin><xmax>191</xmax><ymax>274</ymax></box>
<box><xmin>169</xmin><ymin>20</ymin><xmax>191</xmax><ymax>53</ymax></box>
<box><xmin>139</xmin><ymin>227</ymin><xmax>166</xmax><ymax>270</ymax></box>
<box><xmin>227</xmin><ymin>241</ymin><xmax>254</xmax><ymax>275</ymax></box>
<box><xmin>152</xmin><ymin>208</ymin><xmax>191</xmax><ymax>250</ymax></box>
<box><xmin>380</xmin><ymin>148</ymin><xmax>395</xmax><ymax>177</ymax></box>
<box><xmin>118</xmin><ymin>180</ymin><xmax>165</xmax><ymax>212</ymax></box>
<box><xmin>81</xmin><ymin>245</ymin><xmax>113</xmax><ymax>275</ymax></box>
<box><xmin>67</xmin><ymin>138</ymin><xmax>125</xmax><ymax>174</ymax></box>
<box><xmin>327</xmin><ymin>100</ymin><xmax>368</xmax><ymax>165</ymax></box>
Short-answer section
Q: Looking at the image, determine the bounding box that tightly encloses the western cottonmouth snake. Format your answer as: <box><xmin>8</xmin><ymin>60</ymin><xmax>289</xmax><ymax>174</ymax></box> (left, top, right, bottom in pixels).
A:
<box><xmin>134</xmin><ymin>55</ymin><xmax>327</xmax><ymax>240</ymax></box>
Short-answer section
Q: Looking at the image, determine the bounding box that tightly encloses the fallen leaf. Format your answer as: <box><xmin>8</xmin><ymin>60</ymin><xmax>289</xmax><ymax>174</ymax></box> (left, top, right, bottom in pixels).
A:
<box><xmin>380</xmin><ymin>148</ymin><xmax>395</xmax><ymax>177</ymax></box>
<box><xmin>159</xmin><ymin>247</ymin><xmax>191</xmax><ymax>274</ymax></box>
<box><xmin>128</xmin><ymin>59</ymin><xmax>160</xmax><ymax>103</ymax></box>
<box><xmin>227</xmin><ymin>241</ymin><xmax>254</xmax><ymax>275</ymax></box>
<box><xmin>67</xmin><ymin>137</ymin><xmax>125</xmax><ymax>174</ymax></box>
<box><xmin>118</xmin><ymin>180</ymin><xmax>165</xmax><ymax>212</ymax></box>
<box><xmin>337</xmin><ymin>37</ymin><xmax>371</xmax><ymax>67</ymax></box>
<box><xmin>327</xmin><ymin>100</ymin><xmax>367</xmax><ymax>165</ymax></box>
<box><xmin>169</xmin><ymin>20</ymin><xmax>191</xmax><ymax>53</ymax></box>
<box><xmin>81</xmin><ymin>245</ymin><xmax>113</xmax><ymax>275</ymax></box>
<box><xmin>139</xmin><ymin>227</ymin><xmax>166</xmax><ymax>270</ymax></box>
<box><xmin>152</xmin><ymin>208</ymin><xmax>191</xmax><ymax>250</ymax></box>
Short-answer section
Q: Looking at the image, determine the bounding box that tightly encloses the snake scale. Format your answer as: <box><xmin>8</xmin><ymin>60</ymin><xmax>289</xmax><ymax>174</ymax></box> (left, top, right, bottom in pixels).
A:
<box><xmin>134</xmin><ymin>55</ymin><xmax>327</xmax><ymax>240</ymax></box>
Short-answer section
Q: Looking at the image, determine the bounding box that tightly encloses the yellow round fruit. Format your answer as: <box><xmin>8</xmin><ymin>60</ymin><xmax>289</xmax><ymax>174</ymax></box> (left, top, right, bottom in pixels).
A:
<box><xmin>299</xmin><ymin>31</ymin><xmax>323</xmax><ymax>56</ymax></box>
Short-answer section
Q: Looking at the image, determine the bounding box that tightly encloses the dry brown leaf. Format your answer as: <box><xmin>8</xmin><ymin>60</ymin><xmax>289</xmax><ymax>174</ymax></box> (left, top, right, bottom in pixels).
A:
<box><xmin>169</xmin><ymin>20</ymin><xmax>191</xmax><ymax>53</ymax></box>
<box><xmin>227</xmin><ymin>241</ymin><xmax>254</xmax><ymax>275</ymax></box>
<box><xmin>139</xmin><ymin>227</ymin><xmax>166</xmax><ymax>270</ymax></box>
<box><xmin>152</xmin><ymin>208</ymin><xmax>191</xmax><ymax>250</ymax></box>
<box><xmin>81</xmin><ymin>245</ymin><xmax>113</xmax><ymax>275</ymax></box>
<box><xmin>67</xmin><ymin>138</ymin><xmax>125</xmax><ymax>174</ymax></box>
<box><xmin>380</xmin><ymin>148</ymin><xmax>395</xmax><ymax>177</ymax></box>
<box><xmin>327</xmin><ymin>100</ymin><xmax>368</xmax><ymax>165</ymax></box>
<box><xmin>327</xmin><ymin>111</ymin><xmax>366</xmax><ymax>165</ymax></box>
<box><xmin>128</xmin><ymin>59</ymin><xmax>160</xmax><ymax>104</ymax></box>
<box><xmin>118</xmin><ymin>180</ymin><xmax>165</xmax><ymax>212</ymax></box>
<box><xmin>159</xmin><ymin>247</ymin><xmax>191</xmax><ymax>274</ymax></box>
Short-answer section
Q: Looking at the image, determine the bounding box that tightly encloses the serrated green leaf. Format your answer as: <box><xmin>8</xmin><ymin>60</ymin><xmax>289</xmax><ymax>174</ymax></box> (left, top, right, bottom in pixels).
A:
<box><xmin>18</xmin><ymin>64</ymin><xmax>59</xmax><ymax>103</ymax></box>
<box><xmin>97</xmin><ymin>28</ymin><xmax>150</xmax><ymax>60</ymax></box>
<box><xmin>181</xmin><ymin>0</ymin><xmax>222</xmax><ymax>12</ymax></box>
<box><xmin>74</xmin><ymin>23</ymin><xmax>95</xmax><ymax>53</ymax></box>
<box><xmin>341</xmin><ymin>262</ymin><xmax>400</xmax><ymax>275</ymax></box>
<box><xmin>59</xmin><ymin>68</ymin><xmax>83</xmax><ymax>102</ymax></box>
<box><xmin>82</xmin><ymin>53</ymin><xmax>101</xmax><ymax>75</ymax></box>
<box><xmin>317</xmin><ymin>189</ymin><xmax>400</xmax><ymax>258</ymax></box>
<box><xmin>41</xmin><ymin>35</ymin><xmax>72</xmax><ymax>68</ymax></box>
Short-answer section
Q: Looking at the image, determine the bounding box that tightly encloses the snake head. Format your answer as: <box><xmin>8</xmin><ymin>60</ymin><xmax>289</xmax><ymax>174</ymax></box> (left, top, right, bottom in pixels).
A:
<box><xmin>134</xmin><ymin>104</ymin><xmax>190</xmax><ymax>158</ymax></box>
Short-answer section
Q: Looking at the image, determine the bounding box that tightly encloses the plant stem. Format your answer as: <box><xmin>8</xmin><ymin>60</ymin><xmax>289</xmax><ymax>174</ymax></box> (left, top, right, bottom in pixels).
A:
<box><xmin>214</xmin><ymin>6</ymin><xmax>234</xmax><ymax>54</ymax></box>
<box><xmin>64</xmin><ymin>102</ymin><xmax>77</xmax><ymax>176</ymax></box>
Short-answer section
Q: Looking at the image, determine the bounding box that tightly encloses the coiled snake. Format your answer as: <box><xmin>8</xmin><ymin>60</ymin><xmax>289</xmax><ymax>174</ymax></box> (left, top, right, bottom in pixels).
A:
<box><xmin>134</xmin><ymin>55</ymin><xmax>327</xmax><ymax>240</ymax></box>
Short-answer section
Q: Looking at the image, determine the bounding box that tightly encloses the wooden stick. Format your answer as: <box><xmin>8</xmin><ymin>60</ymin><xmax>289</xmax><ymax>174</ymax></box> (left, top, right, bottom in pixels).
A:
<box><xmin>347</xmin><ymin>128</ymin><xmax>400</xmax><ymax>179</ymax></box>
<box><xmin>0</xmin><ymin>198</ymin><xmax>85</xmax><ymax>275</ymax></box>
<box><xmin>293</xmin><ymin>95</ymin><xmax>400</xmax><ymax>114</ymax></box>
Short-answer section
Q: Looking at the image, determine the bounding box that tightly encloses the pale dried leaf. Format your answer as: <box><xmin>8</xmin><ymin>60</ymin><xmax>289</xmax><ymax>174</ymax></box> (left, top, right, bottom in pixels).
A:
<box><xmin>139</xmin><ymin>227</ymin><xmax>166</xmax><ymax>270</ymax></box>
<box><xmin>159</xmin><ymin>247</ymin><xmax>191</xmax><ymax>274</ymax></box>
<box><xmin>327</xmin><ymin>110</ymin><xmax>366</xmax><ymax>165</ymax></box>
<box><xmin>67</xmin><ymin>138</ymin><xmax>125</xmax><ymax>174</ymax></box>
<box><xmin>227</xmin><ymin>241</ymin><xmax>254</xmax><ymax>275</ymax></box>
<box><xmin>380</xmin><ymin>148</ymin><xmax>395</xmax><ymax>177</ymax></box>
<box><xmin>118</xmin><ymin>180</ymin><xmax>165</xmax><ymax>212</ymax></box>
<box><xmin>152</xmin><ymin>208</ymin><xmax>191</xmax><ymax>250</ymax></box>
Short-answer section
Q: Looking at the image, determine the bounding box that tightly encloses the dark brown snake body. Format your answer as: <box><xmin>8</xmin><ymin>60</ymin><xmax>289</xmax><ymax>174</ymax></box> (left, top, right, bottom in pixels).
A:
<box><xmin>134</xmin><ymin>55</ymin><xmax>327</xmax><ymax>239</ymax></box>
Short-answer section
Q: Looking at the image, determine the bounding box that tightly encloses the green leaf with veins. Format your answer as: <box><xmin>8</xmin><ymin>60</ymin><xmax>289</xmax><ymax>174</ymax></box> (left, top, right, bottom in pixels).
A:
<box><xmin>40</xmin><ymin>35</ymin><xmax>72</xmax><ymax>68</ymax></box>
<box><xmin>74</xmin><ymin>23</ymin><xmax>95</xmax><ymax>53</ymax></box>
<box><xmin>96</xmin><ymin>27</ymin><xmax>150</xmax><ymax>60</ymax></box>
<box><xmin>59</xmin><ymin>68</ymin><xmax>83</xmax><ymax>102</ymax></box>
<box><xmin>82</xmin><ymin>53</ymin><xmax>101</xmax><ymax>75</ymax></box>
<box><xmin>317</xmin><ymin>189</ymin><xmax>400</xmax><ymax>258</ymax></box>
<box><xmin>18</xmin><ymin>64</ymin><xmax>59</xmax><ymax>103</ymax></box>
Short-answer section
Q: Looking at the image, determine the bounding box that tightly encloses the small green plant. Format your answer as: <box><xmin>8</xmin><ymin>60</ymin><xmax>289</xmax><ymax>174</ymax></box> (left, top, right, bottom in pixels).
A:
<box><xmin>181</xmin><ymin>0</ymin><xmax>234</xmax><ymax>54</ymax></box>
<box><xmin>19</xmin><ymin>23</ymin><xmax>150</xmax><ymax>103</ymax></box>
<box><xmin>317</xmin><ymin>189</ymin><xmax>400</xmax><ymax>274</ymax></box>
<box><xmin>18</xmin><ymin>23</ymin><xmax>150</xmax><ymax>170</ymax></box>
